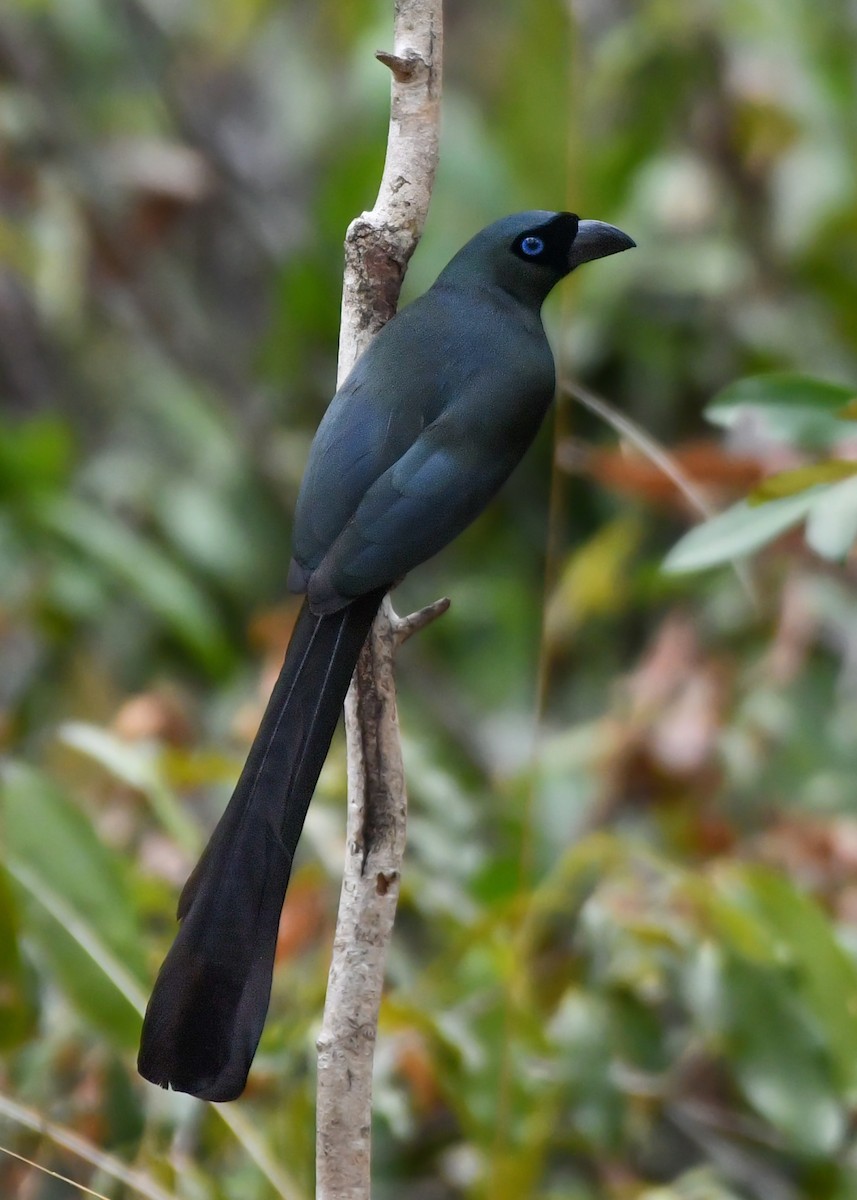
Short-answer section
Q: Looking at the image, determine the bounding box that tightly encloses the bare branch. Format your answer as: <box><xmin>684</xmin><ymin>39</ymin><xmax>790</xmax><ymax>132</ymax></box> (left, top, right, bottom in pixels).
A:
<box><xmin>315</xmin><ymin>3</ymin><xmax>443</xmax><ymax>1197</ymax></box>
<box><xmin>336</xmin><ymin>6</ymin><xmax>443</xmax><ymax>378</ymax></box>
<box><xmin>391</xmin><ymin>594</ymin><xmax>450</xmax><ymax>645</ymax></box>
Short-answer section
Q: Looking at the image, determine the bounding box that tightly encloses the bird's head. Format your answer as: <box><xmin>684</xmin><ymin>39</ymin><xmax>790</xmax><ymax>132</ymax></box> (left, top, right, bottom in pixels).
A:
<box><xmin>438</xmin><ymin>210</ymin><xmax>635</xmax><ymax>306</ymax></box>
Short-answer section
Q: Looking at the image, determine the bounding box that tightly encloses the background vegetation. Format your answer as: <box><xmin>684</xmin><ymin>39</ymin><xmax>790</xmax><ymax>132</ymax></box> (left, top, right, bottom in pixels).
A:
<box><xmin>2</xmin><ymin>0</ymin><xmax>857</xmax><ymax>1197</ymax></box>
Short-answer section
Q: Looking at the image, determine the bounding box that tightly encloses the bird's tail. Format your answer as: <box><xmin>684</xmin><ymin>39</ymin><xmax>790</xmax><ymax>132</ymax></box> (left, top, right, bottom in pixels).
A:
<box><xmin>137</xmin><ymin>588</ymin><xmax>385</xmax><ymax>1101</ymax></box>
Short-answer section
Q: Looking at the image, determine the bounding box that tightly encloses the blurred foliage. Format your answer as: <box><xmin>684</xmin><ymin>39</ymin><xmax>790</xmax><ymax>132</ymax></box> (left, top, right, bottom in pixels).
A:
<box><xmin>665</xmin><ymin>374</ymin><xmax>857</xmax><ymax>570</ymax></box>
<box><xmin>2</xmin><ymin>0</ymin><xmax>857</xmax><ymax>1198</ymax></box>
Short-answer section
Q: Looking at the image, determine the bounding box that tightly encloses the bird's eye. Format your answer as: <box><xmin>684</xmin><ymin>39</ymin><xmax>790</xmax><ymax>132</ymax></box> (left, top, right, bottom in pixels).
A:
<box><xmin>520</xmin><ymin>235</ymin><xmax>544</xmax><ymax>257</ymax></box>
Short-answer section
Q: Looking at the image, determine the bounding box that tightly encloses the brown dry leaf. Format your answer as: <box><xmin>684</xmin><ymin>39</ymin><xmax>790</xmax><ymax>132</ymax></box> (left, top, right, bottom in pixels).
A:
<box><xmin>276</xmin><ymin>872</ymin><xmax>328</xmax><ymax>962</ymax></box>
<box><xmin>394</xmin><ymin>1031</ymin><xmax>443</xmax><ymax>1116</ymax></box>
<box><xmin>649</xmin><ymin>669</ymin><xmax>725</xmax><ymax>776</ymax></box>
<box><xmin>105</xmin><ymin>137</ymin><xmax>214</xmax><ymax>203</ymax></box>
<box><xmin>835</xmin><ymin>885</ymin><xmax>857</xmax><ymax>926</ymax></box>
<box><xmin>232</xmin><ymin>695</ymin><xmax>268</xmax><ymax>746</ymax></box>
<box><xmin>112</xmin><ymin>688</ymin><xmax>193</xmax><ymax>745</ymax></box>
<box><xmin>138</xmin><ymin>830</ymin><xmax>193</xmax><ymax>887</ymax></box>
<box><xmin>591</xmin><ymin>614</ymin><xmax>732</xmax><ymax>851</ymax></box>
<box><xmin>626</xmin><ymin>612</ymin><xmax>701</xmax><ymax>716</ymax></box>
<box><xmin>755</xmin><ymin>816</ymin><xmax>857</xmax><ymax>883</ymax></box>
<box><xmin>558</xmin><ymin>437</ymin><xmax>765</xmax><ymax>512</ymax></box>
<box><xmin>233</xmin><ymin>603</ymin><xmax>306</xmax><ymax>742</ymax></box>
<box><xmin>625</xmin><ymin>613</ymin><xmax>728</xmax><ymax>775</ymax></box>
<box><xmin>248</xmin><ymin>601</ymin><xmax>304</xmax><ymax>656</ymax></box>
<box><xmin>763</xmin><ymin>573</ymin><xmax>817</xmax><ymax>686</ymax></box>
<box><xmin>109</xmin><ymin>137</ymin><xmax>215</xmax><ymax>251</ymax></box>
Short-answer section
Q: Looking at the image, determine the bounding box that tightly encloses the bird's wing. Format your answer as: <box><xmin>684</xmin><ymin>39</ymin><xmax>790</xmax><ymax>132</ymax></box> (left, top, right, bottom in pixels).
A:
<box><xmin>306</xmin><ymin>399</ymin><xmax>545</xmax><ymax>611</ymax></box>
<box><xmin>292</xmin><ymin>289</ymin><xmax>554</xmax><ymax>609</ymax></box>
<box><xmin>289</xmin><ymin>298</ymin><xmax>449</xmax><ymax>578</ymax></box>
<box><xmin>289</xmin><ymin>378</ymin><xmax>416</xmax><ymax>575</ymax></box>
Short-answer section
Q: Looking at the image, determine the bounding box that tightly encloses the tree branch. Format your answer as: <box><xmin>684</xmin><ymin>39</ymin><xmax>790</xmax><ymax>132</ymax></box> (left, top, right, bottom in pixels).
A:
<box><xmin>315</xmin><ymin>3</ymin><xmax>443</xmax><ymax>1197</ymax></box>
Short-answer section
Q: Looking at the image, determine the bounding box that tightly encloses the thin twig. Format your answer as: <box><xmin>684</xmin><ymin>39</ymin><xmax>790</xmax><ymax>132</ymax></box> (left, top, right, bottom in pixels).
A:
<box><xmin>0</xmin><ymin>1145</ymin><xmax>111</xmax><ymax>1200</ymax></box>
<box><xmin>560</xmin><ymin>377</ymin><xmax>761</xmax><ymax>611</ymax></box>
<box><xmin>0</xmin><ymin>1093</ymin><xmax>177</xmax><ymax>1200</ymax></box>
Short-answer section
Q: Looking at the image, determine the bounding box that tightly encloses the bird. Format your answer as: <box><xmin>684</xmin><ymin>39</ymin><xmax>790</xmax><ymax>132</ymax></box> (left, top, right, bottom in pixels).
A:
<box><xmin>137</xmin><ymin>210</ymin><xmax>635</xmax><ymax>1101</ymax></box>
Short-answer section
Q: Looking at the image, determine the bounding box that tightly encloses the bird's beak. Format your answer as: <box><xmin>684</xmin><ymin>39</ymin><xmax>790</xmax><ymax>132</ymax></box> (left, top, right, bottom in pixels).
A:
<box><xmin>568</xmin><ymin>220</ymin><xmax>635</xmax><ymax>270</ymax></box>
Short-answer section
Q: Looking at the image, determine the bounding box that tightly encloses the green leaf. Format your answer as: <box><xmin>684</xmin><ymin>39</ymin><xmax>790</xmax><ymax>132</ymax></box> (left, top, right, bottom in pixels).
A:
<box><xmin>546</xmin><ymin>515</ymin><xmax>641</xmax><ymax>641</ymax></box>
<box><xmin>718</xmin><ymin>954</ymin><xmax>845</xmax><ymax>1155</ymax></box>
<box><xmin>709</xmin><ymin>373</ymin><xmax>856</xmax><ymax>415</ymax></box>
<box><xmin>153</xmin><ymin>477</ymin><xmax>264</xmax><ymax>591</ymax></box>
<box><xmin>718</xmin><ymin>866</ymin><xmax>857</xmax><ymax>1094</ymax></box>
<box><xmin>835</xmin><ymin>398</ymin><xmax>857</xmax><ymax>421</ymax></box>
<box><xmin>33</xmin><ymin>495</ymin><xmax>232</xmax><ymax>673</ymax></box>
<box><xmin>639</xmin><ymin>1168</ymin><xmax>746</xmax><ymax>1200</ymax></box>
<box><xmin>0</xmin><ymin>415</ymin><xmax>75</xmax><ymax>501</ymax></box>
<box><xmin>682</xmin><ymin>880</ymin><xmax>778</xmax><ymax>964</ymax></box>
<box><xmin>1</xmin><ymin>763</ymin><xmax>147</xmax><ymax>1045</ymax></box>
<box><xmin>805</xmin><ymin>474</ymin><xmax>857</xmax><ymax>561</ymax></box>
<box><xmin>548</xmin><ymin>992</ymin><xmax>625</xmax><ymax>1151</ymax></box>
<box><xmin>0</xmin><ymin>863</ymin><xmax>37</xmax><ymax>1049</ymax></box>
<box><xmin>662</xmin><ymin>492</ymin><xmax>820</xmax><ymax>573</ymax></box>
<box><xmin>750</xmin><ymin>460</ymin><xmax>857</xmax><ymax>503</ymax></box>
<box><xmin>59</xmin><ymin>721</ymin><xmax>201</xmax><ymax>854</ymax></box>
<box><xmin>706</xmin><ymin>373</ymin><xmax>857</xmax><ymax>450</ymax></box>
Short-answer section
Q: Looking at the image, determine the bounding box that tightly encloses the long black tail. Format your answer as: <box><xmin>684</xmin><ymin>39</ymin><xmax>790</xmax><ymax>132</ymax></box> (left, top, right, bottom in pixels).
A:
<box><xmin>137</xmin><ymin>589</ymin><xmax>385</xmax><ymax>1101</ymax></box>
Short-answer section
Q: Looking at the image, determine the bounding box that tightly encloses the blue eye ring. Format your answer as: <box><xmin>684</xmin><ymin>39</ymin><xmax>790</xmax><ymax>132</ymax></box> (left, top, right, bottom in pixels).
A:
<box><xmin>520</xmin><ymin>235</ymin><xmax>544</xmax><ymax>257</ymax></box>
